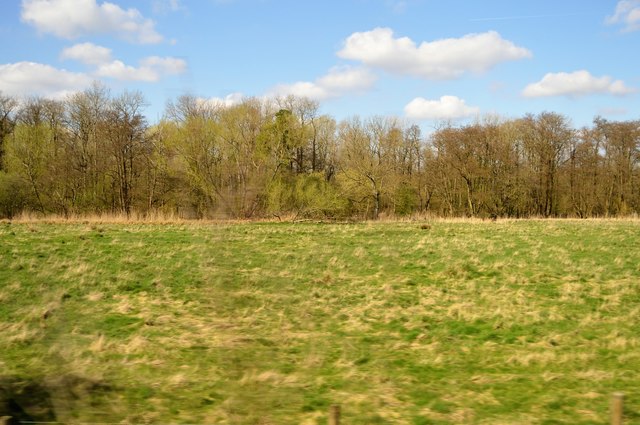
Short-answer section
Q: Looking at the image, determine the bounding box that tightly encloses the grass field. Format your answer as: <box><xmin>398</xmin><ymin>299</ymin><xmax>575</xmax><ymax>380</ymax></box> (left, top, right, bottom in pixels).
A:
<box><xmin>1</xmin><ymin>219</ymin><xmax>640</xmax><ymax>424</ymax></box>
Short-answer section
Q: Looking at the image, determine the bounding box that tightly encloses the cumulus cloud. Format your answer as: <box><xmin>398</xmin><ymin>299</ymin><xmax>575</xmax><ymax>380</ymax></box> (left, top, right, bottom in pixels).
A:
<box><xmin>59</xmin><ymin>42</ymin><xmax>186</xmax><ymax>82</ymax></box>
<box><xmin>337</xmin><ymin>28</ymin><xmax>531</xmax><ymax>80</ymax></box>
<box><xmin>0</xmin><ymin>61</ymin><xmax>92</xmax><ymax>98</ymax></box>
<box><xmin>139</xmin><ymin>56</ymin><xmax>187</xmax><ymax>75</ymax></box>
<box><xmin>198</xmin><ymin>92</ymin><xmax>244</xmax><ymax>108</ymax></box>
<box><xmin>95</xmin><ymin>56</ymin><xmax>187</xmax><ymax>82</ymax></box>
<box><xmin>268</xmin><ymin>66</ymin><xmax>377</xmax><ymax>100</ymax></box>
<box><xmin>522</xmin><ymin>70</ymin><xmax>635</xmax><ymax>98</ymax></box>
<box><xmin>404</xmin><ymin>95</ymin><xmax>480</xmax><ymax>120</ymax></box>
<box><xmin>60</xmin><ymin>42</ymin><xmax>112</xmax><ymax>65</ymax></box>
<box><xmin>21</xmin><ymin>0</ymin><xmax>163</xmax><ymax>44</ymax></box>
<box><xmin>95</xmin><ymin>60</ymin><xmax>157</xmax><ymax>81</ymax></box>
<box><xmin>606</xmin><ymin>0</ymin><xmax>640</xmax><ymax>32</ymax></box>
<box><xmin>269</xmin><ymin>81</ymin><xmax>326</xmax><ymax>100</ymax></box>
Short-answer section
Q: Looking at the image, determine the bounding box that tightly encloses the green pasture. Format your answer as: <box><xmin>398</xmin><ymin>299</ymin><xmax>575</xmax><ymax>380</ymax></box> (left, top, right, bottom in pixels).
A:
<box><xmin>1</xmin><ymin>220</ymin><xmax>639</xmax><ymax>424</ymax></box>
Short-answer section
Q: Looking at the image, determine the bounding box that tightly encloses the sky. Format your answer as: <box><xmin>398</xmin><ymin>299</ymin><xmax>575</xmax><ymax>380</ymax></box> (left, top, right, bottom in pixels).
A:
<box><xmin>0</xmin><ymin>0</ymin><xmax>639</xmax><ymax>128</ymax></box>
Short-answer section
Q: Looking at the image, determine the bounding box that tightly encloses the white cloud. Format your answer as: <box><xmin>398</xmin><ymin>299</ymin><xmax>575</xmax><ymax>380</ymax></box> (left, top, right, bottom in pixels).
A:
<box><xmin>522</xmin><ymin>70</ymin><xmax>635</xmax><ymax>98</ymax></box>
<box><xmin>337</xmin><ymin>27</ymin><xmax>531</xmax><ymax>80</ymax></box>
<box><xmin>0</xmin><ymin>61</ymin><xmax>92</xmax><ymax>99</ymax></box>
<box><xmin>139</xmin><ymin>56</ymin><xmax>187</xmax><ymax>75</ymax></box>
<box><xmin>60</xmin><ymin>42</ymin><xmax>112</xmax><ymax>65</ymax></box>
<box><xmin>606</xmin><ymin>0</ymin><xmax>640</xmax><ymax>32</ymax></box>
<box><xmin>21</xmin><ymin>0</ymin><xmax>163</xmax><ymax>44</ymax></box>
<box><xmin>268</xmin><ymin>66</ymin><xmax>377</xmax><ymax>100</ymax></box>
<box><xmin>198</xmin><ymin>92</ymin><xmax>244</xmax><ymax>108</ymax></box>
<box><xmin>270</xmin><ymin>82</ymin><xmax>327</xmax><ymax>100</ymax></box>
<box><xmin>404</xmin><ymin>95</ymin><xmax>480</xmax><ymax>120</ymax></box>
<box><xmin>59</xmin><ymin>42</ymin><xmax>186</xmax><ymax>83</ymax></box>
<box><xmin>95</xmin><ymin>60</ymin><xmax>157</xmax><ymax>82</ymax></box>
<box><xmin>95</xmin><ymin>56</ymin><xmax>187</xmax><ymax>82</ymax></box>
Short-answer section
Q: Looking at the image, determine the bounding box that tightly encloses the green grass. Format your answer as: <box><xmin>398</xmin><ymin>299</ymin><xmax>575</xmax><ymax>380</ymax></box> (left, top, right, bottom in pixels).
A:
<box><xmin>1</xmin><ymin>220</ymin><xmax>640</xmax><ymax>424</ymax></box>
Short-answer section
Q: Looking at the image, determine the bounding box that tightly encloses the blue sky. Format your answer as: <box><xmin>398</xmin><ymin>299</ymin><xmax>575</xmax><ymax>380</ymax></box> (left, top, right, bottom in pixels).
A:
<box><xmin>0</xmin><ymin>0</ymin><xmax>638</xmax><ymax>127</ymax></box>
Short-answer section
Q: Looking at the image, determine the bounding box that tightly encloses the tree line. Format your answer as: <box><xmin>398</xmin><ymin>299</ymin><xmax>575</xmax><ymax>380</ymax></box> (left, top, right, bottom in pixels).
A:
<box><xmin>1</xmin><ymin>84</ymin><xmax>639</xmax><ymax>219</ymax></box>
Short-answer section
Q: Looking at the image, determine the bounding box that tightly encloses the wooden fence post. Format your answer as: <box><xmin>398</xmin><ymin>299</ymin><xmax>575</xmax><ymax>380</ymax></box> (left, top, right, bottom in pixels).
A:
<box><xmin>611</xmin><ymin>392</ymin><xmax>624</xmax><ymax>425</ymax></box>
<box><xmin>329</xmin><ymin>404</ymin><xmax>341</xmax><ymax>425</ymax></box>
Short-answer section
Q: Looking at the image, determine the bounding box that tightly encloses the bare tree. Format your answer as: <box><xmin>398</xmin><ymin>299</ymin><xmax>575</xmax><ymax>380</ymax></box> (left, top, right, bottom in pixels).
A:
<box><xmin>595</xmin><ymin>117</ymin><xmax>640</xmax><ymax>215</ymax></box>
<box><xmin>103</xmin><ymin>91</ymin><xmax>149</xmax><ymax>216</ymax></box>
<box><xmin>519</xmin><ymin>112</ymin><xmax>573</xmax><ymax>217</ymax></box>
<box><xmin>0</xmin><ymin>92</ymin><xmax>18</xmax><ymax>170</ymax></box>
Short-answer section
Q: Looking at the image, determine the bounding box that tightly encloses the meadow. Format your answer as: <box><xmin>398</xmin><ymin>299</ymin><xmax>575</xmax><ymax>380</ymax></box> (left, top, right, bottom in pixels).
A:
<box><xmin>1</xmin><ymin>219</ymin><xmax>639</xmax><ymax>424</ymax></box>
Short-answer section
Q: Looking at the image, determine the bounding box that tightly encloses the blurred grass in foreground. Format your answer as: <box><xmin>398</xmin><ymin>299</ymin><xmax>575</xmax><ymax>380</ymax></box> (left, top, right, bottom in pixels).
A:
<box><xmin>1</xmin><ymin>220</ymin><xmax>639</xmax><ymax>424</ymax></box>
